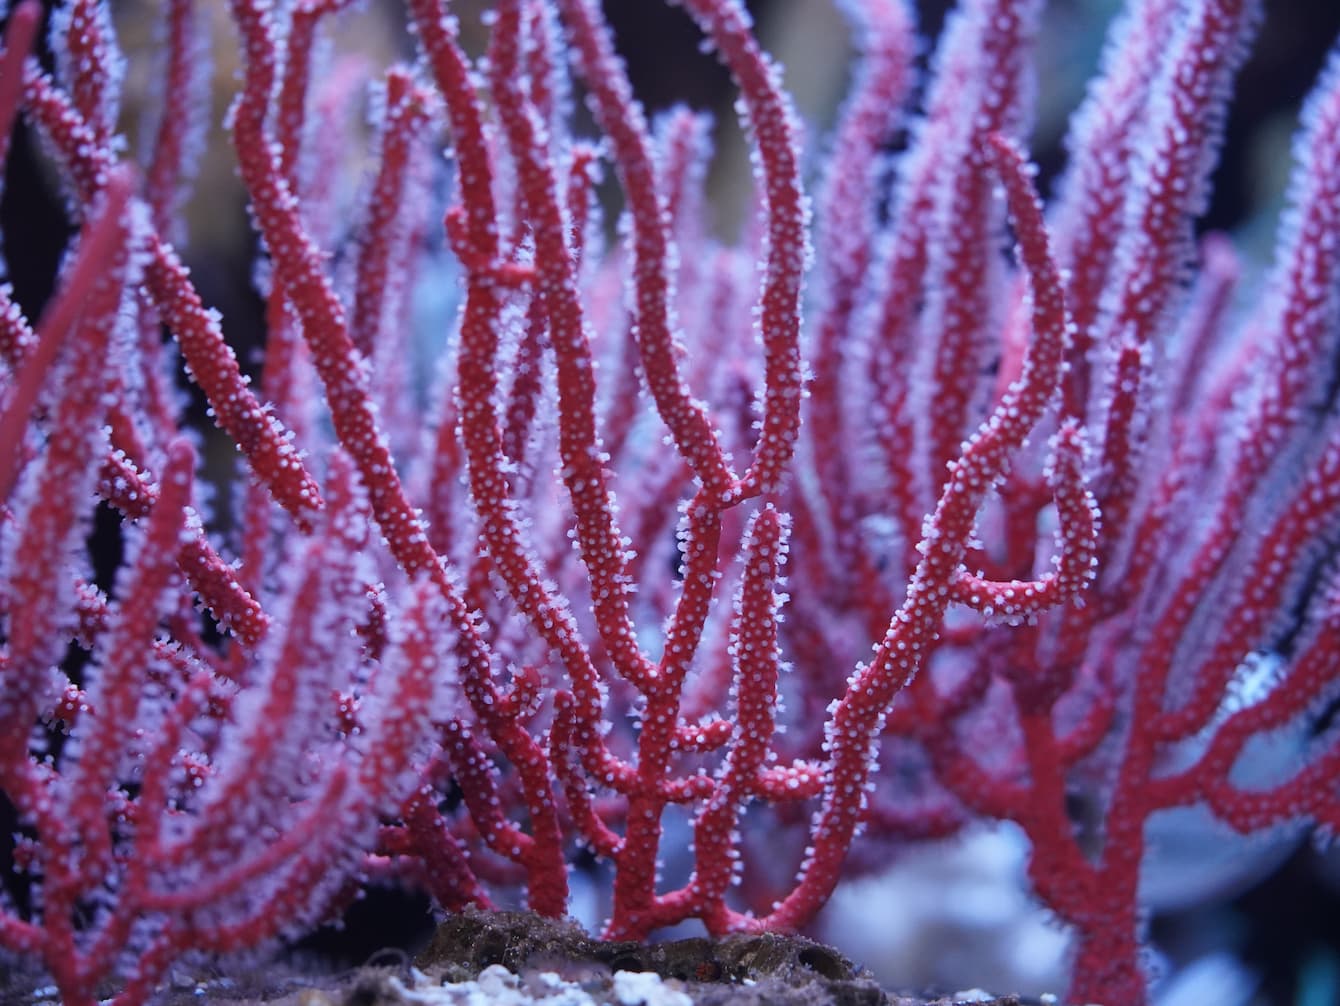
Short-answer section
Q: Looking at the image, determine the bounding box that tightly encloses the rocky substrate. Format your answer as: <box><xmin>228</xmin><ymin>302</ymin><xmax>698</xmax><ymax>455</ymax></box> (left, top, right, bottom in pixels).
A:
<box><xmin>9</xmin><ymin>909</ymin><xmax>1054</xmax><ymax>1005</ymax></box>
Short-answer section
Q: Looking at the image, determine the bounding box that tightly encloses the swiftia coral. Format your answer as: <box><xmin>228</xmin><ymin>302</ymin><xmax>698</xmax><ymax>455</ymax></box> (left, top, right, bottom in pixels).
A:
<box><xmin>1</xmin><ymin>1</ymin><xmax>1338</xmax><ymax>1003</ymax></box>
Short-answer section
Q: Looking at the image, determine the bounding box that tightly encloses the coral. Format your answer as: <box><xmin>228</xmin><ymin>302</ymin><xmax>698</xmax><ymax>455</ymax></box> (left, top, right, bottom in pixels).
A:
<box><xmin>0</xmin><ymin>1</ymin><xmax>1337</xmax><ymax>1003</ymax></box>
